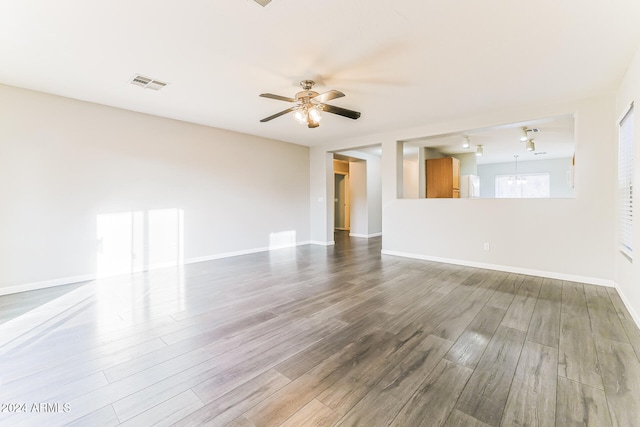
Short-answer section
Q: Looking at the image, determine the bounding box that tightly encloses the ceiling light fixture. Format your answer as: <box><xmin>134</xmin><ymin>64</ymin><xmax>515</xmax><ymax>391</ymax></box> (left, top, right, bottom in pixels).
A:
<box><xmin>462</xmin><ymin>136</ymin><xmax>471</xmax><ymax>149</ymax></box>
<box><xmin>508</xmin><ymin>155</ymin><xmax>527</xmax><ymax>184</ymax></box>
<box><xmin>293</xmin><ymin>103</ymin><xmax>323</xmax><ymax>127</ymax></box>
<box><xmin>520</xmin><ymin>127</ymin><xmax>530</xmax><ymax>142</ymax></box>
<box><xmin>526</xmin><ymin>139</ymin><xmax>536</xmax><ymax>152</ymax></box>
<box><xmin>476</xmin><ymin>145</ymin><xmax>483</xmax><ymax>156</ymax></box>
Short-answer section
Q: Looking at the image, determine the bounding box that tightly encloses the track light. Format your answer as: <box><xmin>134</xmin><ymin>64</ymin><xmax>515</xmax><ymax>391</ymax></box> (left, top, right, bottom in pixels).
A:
<box><xmin>462</xmin><ymin>136</ymin><xmax>471</xmax><ymax>149</ymax></box>
<box><xmin>520</xmin><ymin>127</ymin><xmax>529</xmax><ymax>142</ymax></box>
<box><xmin>476</xmin><ymin>145</ymin><xmax>483</xmax><ymax>156</ymax></box>
<box><xmin>526</xmin><ymin>139</ymin><xmax>535</xmax><ymax>152</ymax></box>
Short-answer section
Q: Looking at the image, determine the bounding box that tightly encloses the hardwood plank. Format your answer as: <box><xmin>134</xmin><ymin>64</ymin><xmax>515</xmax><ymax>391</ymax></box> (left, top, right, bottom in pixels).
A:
<box><xmin>455</xmin><ymin>325</ymin><xmax>526</xmax><ymax>427</ymax></box>
<box><xmin>526</xmin><ymin>278</ymin><xmax>562</xmax><ymax>348</ymax></box>
<box><xmin>584</xmin><ymin>285</ymin><xmax>629</xmax><ymax>344</ymax></box>
<box><xmin>334</xmin><ymin>334</ymin><xmax>453</xmax><ymax>426</ymax></box>
<box><xmin>273</xmin><ymin>310</ymin><xmax>392</xmax><ymax>381</ymax></box>
<box><xmin>55</xmin><ymin>405</ymin><xmax>120</xmax><ymax>427</ymax></box>
<box><xmin>390</xmin><ymin>359</ymin><xmax>473</xmax><ymax>427</ymax></box>
<box><xmin>119</xmin><ymin>389</ymin><xmax>203</xmax><ymax>427</ymax></box>
<box><xmin>501</xmin><ymin>275</ymin><xmax>542</xmax><ymax>331</ymax></box>
<box><xmin>279</xmin><ymin>399</ymin><xmax>341</xmax><ymax>427</ymax></box>
<box><xmin>1</xmin><ymin>234</ymin><xmax>639</xmax><ymax>427</ymax></box>
<box><xmin>501</xmin><ymin>340</ymin><xmax>558</xmax><ymax>427</ymax></box>
<box><xmin>431</xmin><ymin>272</ymin><xmax>498</xmax><ymax>341</ymax></box>
<box><xmin>556</xmin><ymin>377</ymin><xmax>612</xmax><ymax>427</ymax></box>
<box><xmin>241</xmin><ymin>366</ymin><xmax>332</xmax><ymax>425</ymax></box>
<box><xmin>596</xmin><ymin>338</ymin><xmax>640</xmax><ymax>426</ymax></box>
<box><xmin>558</xmin><ymin>313</ymin><xmax>604</xmax><ymax>390</ymax></box>
<box><xmin>444</xmin><ymin>305</ymin><xmax>505</xmax><ymax>369</ymax></box>
<box><xmin>244</xmin><ymin>328</ymin><xmax>394</xmax><ymax>425</ymax></box>
<box><xmin>175</xmin><ymin>369</ymin><xmax>290</xmax><ymax>426</ymax></box>
<box><xmin>57</xmin><ymin>347</ymin><xmax>215</xmax><ymax>422</ymax></box>
<box><xmin>485</xmin><ymin>273</ymin><xmax>524</xmax><ymax>310</ymax></box>
<box><xmin>316</xmin><ymin>322</ymin><xmax>430</xmax><ymax>415</ymax></box>
<box><xmin>225</xmin><ymin>416</ymin><xmax>256</xmax><ymax>427</ymax></box>
<box><xmin>159</xmin><ymin>310</ymin><xmax>277</xmax><ymax>346</ymax></box>
<box><xmin>606</xmin><ymin>287</ymin><xmax>640</xmax><ymax>362</ymax></box>
<box><xmin>117</xmin><ymin>318</ymin><xmax>345</xmax><ymax>421</ymax></box>
<box><xmin>562</xmin><ymin>281</ymin><xmax>589</xmax><ymax>317</ymax></box>
<box><xmin>444</xmin><ymin>409</ymin><xmax>491</xmax><ymax>427</ymax></box>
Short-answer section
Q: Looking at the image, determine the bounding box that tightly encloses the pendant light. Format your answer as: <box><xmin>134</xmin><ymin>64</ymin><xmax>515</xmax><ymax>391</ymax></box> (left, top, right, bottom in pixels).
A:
<box><xmin>511</xmin><ymin>155</ymin><xmax>527</xmax><ymax>184</ymax></box>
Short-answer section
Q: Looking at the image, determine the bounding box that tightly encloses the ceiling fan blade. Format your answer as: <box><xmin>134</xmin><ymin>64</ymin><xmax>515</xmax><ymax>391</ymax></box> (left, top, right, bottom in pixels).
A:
<box><xmin>260</xmin><ymin>107</ymin><xmax>295</xmax><ymax>122</ymax></box>
<box><xmin>311</xmin><ymin>90</ymin><xmax>345</xmax><ymax>103</ymax></box>
<box><xmin>254</xmin><ymin>0</ymin><xmax>271</xmax><ymax>6</ymax></box>
<box><xmin>260</xmin><ymin>93</ymin><xmax>296</xmax><ymax>102</ymax></box>
<box><xmin>320</xmin><ymin>104</ymin><xmax>361</xmax><ymax>120</ymax></box>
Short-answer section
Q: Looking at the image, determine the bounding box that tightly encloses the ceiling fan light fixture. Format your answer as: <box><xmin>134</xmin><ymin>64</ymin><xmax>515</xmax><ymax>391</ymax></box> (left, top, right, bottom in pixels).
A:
<box><xmin>308</xmin><ymin>106</ymin><xmax>322</xmax><ymax>124</ymax></box>
<box><xmin>520</xmin><ymin>127</ymin><xmax>529</xmax><ymax>142</ymax></box>
<box><xmin>293</xmin><ymin>108</ymin><xmax>307</xmax><ymax>125</ymax></box>
<box><xmin>260</xmin><ymin>79</ymin><xmax>360</xmax><ymax>127</ymax></box>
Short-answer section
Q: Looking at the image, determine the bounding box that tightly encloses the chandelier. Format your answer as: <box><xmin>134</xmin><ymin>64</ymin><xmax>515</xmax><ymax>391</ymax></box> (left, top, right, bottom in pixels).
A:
<box><xmin>507</xmin><ymin>155</ymin><xmax>527</xmax><ymax>184</ymax></box>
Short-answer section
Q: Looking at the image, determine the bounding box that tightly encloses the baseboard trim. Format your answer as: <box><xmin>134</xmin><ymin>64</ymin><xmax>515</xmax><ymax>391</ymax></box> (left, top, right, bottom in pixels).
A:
<box><xmin>380</xmin><ymin>250</ymin><xmax>615</xmax><ymax>288</ymax></box>
<box><xmin>0</xmin><ymin>241</ymin><xmax>313</xmax><ymax>297</ymax></box>
<box><xmin>310</xmin><ymin>240</ymin><xmax>336</xmax><ymax>246</ymax></box>
<box><xmin>0</xmin><ymin>274</ymin><xmax>97</xmax><ymax>297</ymax></box>
<box><xmin>614</xmin><ymin>283</ymin><xmax>640</xmax><ymax>330</ymax></box>
<box><xmin>349</xmin><ymin>232</ymin><xmax>382</xmax><ymax>238</ymax></box>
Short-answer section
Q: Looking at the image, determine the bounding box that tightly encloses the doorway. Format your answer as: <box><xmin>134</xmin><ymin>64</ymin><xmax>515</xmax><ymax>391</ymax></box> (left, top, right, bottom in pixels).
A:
<box><xmin>334</xmin><ymin>170</ymin><xmax>350</xmax><ymax>231</ymax></box>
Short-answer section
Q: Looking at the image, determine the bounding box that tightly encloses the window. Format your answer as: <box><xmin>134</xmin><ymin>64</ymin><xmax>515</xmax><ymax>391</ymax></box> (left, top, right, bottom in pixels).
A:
<box><xmin>619</xmin><ymin>104</ymin><xmax>634</xmax><ymax>258</ymax></box>
<box><xmin>495</xmin><ymin>173</ymin><xmax>550</xmax><ymax>198</ymax></box>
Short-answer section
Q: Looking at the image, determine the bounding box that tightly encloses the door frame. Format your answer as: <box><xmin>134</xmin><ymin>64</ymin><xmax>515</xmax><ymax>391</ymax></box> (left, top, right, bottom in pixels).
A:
<box><xmin>334</xmin><ymin>171</ymin><xmax>350</xmax><ymax>231</ymax></box>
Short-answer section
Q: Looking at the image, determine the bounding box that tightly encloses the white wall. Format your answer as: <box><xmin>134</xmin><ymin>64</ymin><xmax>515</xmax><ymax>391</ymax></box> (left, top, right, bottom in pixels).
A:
<box><xmin>0</xmin><ymin>84</ymin><xmax>310</xmax><ymax>293</ymax></box>
<box><xmin>477</xmin><ymin>157</ymin><xmax>574</xmax><ymax>198</ymax></box>
<box><xmin>382</xmin><ymin>97</ymin><xmax>615</xmax><ymax>284</ymax></box>
<box><xmin>403</xmin><ymin>159</ymin><xmax>419</xmax><ymax>199</ymax></box>
<box><xmin>615</xmin><ymin>41</ymin><xmax>640</xmax><ymax>324</ymax></box>
<box><xmin>310</xmin><ymin>95</ymin><xmax>616</xmax><ymax>286</ymax></box>
<box><xmin>453</xmin><ymin>152</ymin><xmax>477</xmax><ymax>176</ymax></box>
<box><xmin>367</xmin><ymin>154</ymin><xmax>382</xmax><ymax>236</ymax></box>
<box><xmin>349</xmin><ymin>160</ymin><xmax>368</xmax><ymax>236</ymax></box>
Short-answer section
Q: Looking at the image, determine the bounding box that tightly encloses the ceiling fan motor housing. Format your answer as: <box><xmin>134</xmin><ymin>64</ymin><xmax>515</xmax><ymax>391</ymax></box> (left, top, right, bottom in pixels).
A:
<box><xmin>300</xmin><ymin>80</ymin><xmax>316</xmax><ymax>90</ymax></box>
<box><xmin>296</xmin><ymin>91</ymin><xmax>319</xmax><ymax>101</ymax></box>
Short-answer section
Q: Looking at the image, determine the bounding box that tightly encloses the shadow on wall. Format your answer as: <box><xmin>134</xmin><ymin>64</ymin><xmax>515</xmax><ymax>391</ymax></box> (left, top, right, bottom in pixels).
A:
<box><xmin>96</xmin><ymin>208</ymin><xmax>185</xmax><ymax>279</ymax></box>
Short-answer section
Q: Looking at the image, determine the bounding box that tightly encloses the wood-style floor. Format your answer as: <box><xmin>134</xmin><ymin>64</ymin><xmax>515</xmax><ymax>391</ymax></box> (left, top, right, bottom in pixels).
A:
<box><xmin>1</xmin><ymin>232</ymin><xmax>640</xmax><ymax>426</ymax></box>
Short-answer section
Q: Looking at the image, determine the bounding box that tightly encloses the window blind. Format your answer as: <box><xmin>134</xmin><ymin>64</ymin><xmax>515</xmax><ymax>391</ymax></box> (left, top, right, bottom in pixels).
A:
<box><xmin>619</xmin><ymin>104</ymin><xmax>634</xmax><ymax>258</ymax></box>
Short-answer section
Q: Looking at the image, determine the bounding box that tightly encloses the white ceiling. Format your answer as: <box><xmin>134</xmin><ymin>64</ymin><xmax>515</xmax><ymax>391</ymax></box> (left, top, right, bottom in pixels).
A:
<box><xmin>404</xmin><ymin>115</ymin><xmax>575</xmax><ymax>165</ymax></box>
<box><xmin>1</xmin><ymin>0</ymin><xmax>639</xmax><ymax>147</ymax></box>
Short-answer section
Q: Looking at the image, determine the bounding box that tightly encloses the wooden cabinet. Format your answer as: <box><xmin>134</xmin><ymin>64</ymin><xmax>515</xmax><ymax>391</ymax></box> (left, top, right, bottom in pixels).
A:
<box><xmin>426</xmin><ymin>157</ymin><xmax>460</xmax><ymax>198</ymax></box>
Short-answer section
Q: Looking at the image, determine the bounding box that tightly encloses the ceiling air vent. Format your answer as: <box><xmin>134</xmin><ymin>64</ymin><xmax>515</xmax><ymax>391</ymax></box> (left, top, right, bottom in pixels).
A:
<box><xmin>130</xmin><ymin>74</ymin><xmax>168</xmax><ymax>91</ymax></box>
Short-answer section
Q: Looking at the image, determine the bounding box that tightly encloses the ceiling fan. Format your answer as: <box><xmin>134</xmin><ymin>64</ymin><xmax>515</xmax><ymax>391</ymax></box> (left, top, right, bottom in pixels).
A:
<box><xmin>253</xmin><ymin>0</ymin><xmax>271</xmax><ymax>5</ymax></box>
<box><xmin>259</xmin><ymin>80</ymin><xmax>361</xmax><ymax>128</ymax></box>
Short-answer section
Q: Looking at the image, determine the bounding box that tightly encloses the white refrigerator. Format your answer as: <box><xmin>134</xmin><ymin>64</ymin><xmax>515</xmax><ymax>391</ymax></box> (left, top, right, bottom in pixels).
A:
<box><xmin>460</xmin><ymin>174</ymin><xmax>480</xmax><ymax>198</ymax></box>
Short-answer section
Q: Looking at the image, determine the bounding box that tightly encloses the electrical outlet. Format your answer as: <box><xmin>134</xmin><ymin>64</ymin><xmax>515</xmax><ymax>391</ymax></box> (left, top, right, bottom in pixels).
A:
<box><xmin>483</xmin><ymin>242</ymin><xmax>490</xmax><ymax>251</ymax></box>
